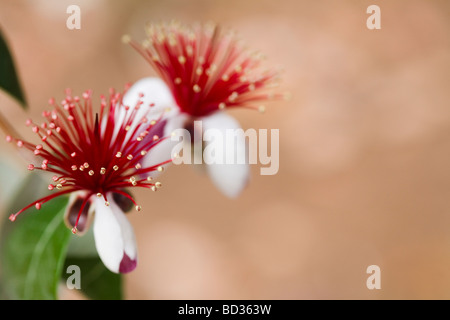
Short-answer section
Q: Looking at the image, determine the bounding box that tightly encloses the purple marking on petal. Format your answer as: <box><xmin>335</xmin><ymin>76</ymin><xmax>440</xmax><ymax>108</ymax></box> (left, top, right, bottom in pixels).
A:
<box><xmin>66</xmin><ymin>196</ymin><xmax>91</xmax><ymax>232</ymax></box>
<box><xmin>119</xmin><ymin>252</ymin><xmax>137</xmax><ymax>273</ymax></box>
<box><xmin>149</xmin><ymin>118</ymin><xmax>167</xmax><ymax>139</ymax></box>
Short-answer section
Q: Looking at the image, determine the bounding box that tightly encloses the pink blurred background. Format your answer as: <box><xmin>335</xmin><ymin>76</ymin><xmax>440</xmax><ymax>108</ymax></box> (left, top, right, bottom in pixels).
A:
<box><xmin>1</xmin><ymin>0</ymin><xmax>450</xmax><ymax>299</ymax></box>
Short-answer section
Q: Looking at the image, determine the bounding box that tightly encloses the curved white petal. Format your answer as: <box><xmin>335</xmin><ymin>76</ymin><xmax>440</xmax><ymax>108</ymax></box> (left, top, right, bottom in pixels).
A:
<box><xmin>114</xmin><ymin>77</ymin><xmax>179</xmax><ymax>142</ymax></box>
<box><xmin>122</xmin><ymin>77</ymin><xmax>177</xmax><ymax>113</ymax></box>
<box><xmin>123</xmin><ymin>78</ymin><xmax>189</xmax><ymax>177</ymax></box>
<box><xmin>93</xmin><ymin>194</ymin><xmax>137</xmax><ymax>273</ymax></box>
<box><xmin>141</xmin><ymin>113</ymin><xmax>190</xmax><ymax>177</ymax></box>
<box><xmin>202</xmin><ymin>111</ymin><xmax>249</xmax><ymax>198</ymax></box>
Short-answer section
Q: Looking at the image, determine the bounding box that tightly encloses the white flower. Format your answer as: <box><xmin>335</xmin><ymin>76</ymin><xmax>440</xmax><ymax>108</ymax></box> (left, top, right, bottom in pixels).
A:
<box><xmin>123</xmin><ymin>23</ymin><xmax>283</xmax><ymax>197</ymax></box>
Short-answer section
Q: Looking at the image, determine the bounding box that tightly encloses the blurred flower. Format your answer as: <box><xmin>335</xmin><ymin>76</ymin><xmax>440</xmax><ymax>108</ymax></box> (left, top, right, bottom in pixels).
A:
<box><xmin>6</xmin><ymin>87</ymin><xmax>169</xmax><ymax>273</ymax></box>
<box><xmin>124</xmin><ymin>22</ymin><xmax>285</xmax><ymax>198</ymax></box>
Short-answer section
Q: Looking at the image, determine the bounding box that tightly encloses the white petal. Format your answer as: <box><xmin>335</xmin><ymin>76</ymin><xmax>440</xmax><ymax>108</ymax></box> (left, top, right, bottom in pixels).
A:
<box><xmin>123</xmin><ymin>78</ymin><xmax>190</xmax><ymax>177</ymax></box>
<box><xmin>122</xmin><ymin>77</ymin><xmax>177</xmax><ymax>113</ymax></box>
<box><xmin>114</xmin><ymin>77</ymin><xmax>178</xmax><ymax>142</ymax></box>
<box><xmin>201</xmin><ymin>112</ymin><xmax>250</xmax><ymax>198</ymax></box>
<box><xmin>141</xmin><ymin>113</ymin><xmax>190</xmax><ymax>177</ymax></box>
<box><xmin>93</xmin><ymin>194</ymin><xmax>138</xmax><ymax>273</ymax></box>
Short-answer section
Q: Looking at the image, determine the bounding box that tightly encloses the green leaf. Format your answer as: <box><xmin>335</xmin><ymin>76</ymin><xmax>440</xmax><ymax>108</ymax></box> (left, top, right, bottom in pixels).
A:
<box><xmin>63</xmin><ymin>256</ymin><xmax>123</xmax><ymax>300</ymax></box>
<box><xmin>1</xmin><ymin>196</ymin><xmax>71</xmax><ymax>299</ymax></box>
<box><xmin>0</xmin><ymin>28</ymin><xmax>27</xmax><ymax>108</ymax></box>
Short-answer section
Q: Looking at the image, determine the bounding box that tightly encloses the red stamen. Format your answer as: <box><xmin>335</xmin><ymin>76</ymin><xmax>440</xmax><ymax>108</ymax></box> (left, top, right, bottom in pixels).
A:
<box><xmin>8</xmin><ymin>88</ymin><xmax>171</xmax><ymax>227</ymax></box>
<box><xmin>126</xmin><ymin>22</ymin><xmax>284</xmax><ymax>117</ymax></box>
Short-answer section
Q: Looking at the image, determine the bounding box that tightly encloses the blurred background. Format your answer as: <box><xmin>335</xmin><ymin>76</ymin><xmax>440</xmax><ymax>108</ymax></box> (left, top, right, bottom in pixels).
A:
<box><xmin>1</xmin><ymin>0</ymin><xmax>450</xmax><ymax>299</ymax></box>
